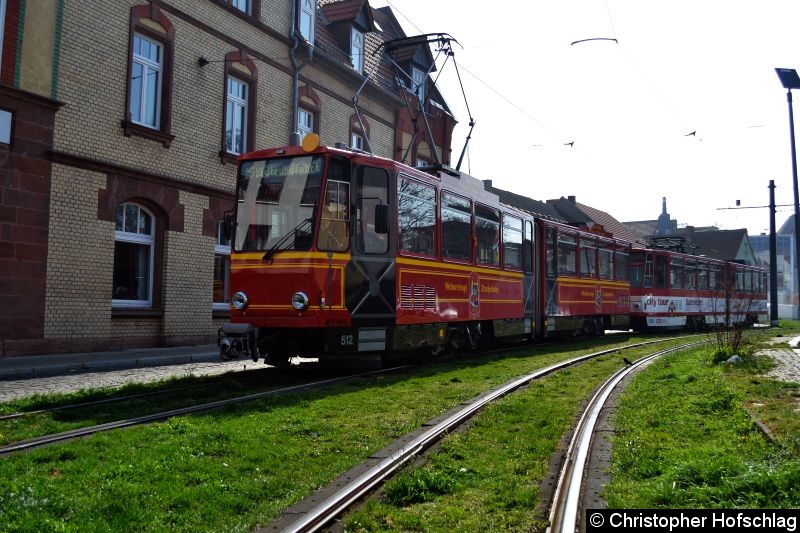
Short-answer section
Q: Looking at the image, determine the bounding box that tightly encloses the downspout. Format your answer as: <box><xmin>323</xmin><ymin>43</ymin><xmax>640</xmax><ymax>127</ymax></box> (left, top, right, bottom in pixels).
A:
<box><xmin>290</xmin><ymin>0</ymin><xmax>314</xmax><ymax>145</ymax></box>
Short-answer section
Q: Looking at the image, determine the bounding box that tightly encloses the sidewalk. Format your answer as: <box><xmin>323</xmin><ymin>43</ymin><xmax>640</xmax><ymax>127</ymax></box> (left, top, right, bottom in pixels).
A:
<box><xmin>0</xmin><ymin>344</ymin><xmax>220</xmax><ymax>381</ymax></box>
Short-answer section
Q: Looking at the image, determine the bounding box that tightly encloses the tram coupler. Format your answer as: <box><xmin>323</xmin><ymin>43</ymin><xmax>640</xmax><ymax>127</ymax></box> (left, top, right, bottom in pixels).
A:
<box><xmin>218</xmin><ymin>323</ymin><xmax>256</xmax><ymax>361</ymax></box>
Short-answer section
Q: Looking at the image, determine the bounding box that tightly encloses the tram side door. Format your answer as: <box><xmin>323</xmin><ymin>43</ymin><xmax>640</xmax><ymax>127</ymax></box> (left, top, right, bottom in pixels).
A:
<box><xmin>345</xmin><ymin>165</ymin><xmax>397</xmax><ymax>324</ymax></box>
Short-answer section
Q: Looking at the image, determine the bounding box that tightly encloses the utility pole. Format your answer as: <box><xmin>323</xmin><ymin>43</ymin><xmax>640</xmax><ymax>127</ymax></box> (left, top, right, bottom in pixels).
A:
<box><xmin>769</xmin><ymin>180</ymin><xmax>779</xmax><ymax>325</ymax></box>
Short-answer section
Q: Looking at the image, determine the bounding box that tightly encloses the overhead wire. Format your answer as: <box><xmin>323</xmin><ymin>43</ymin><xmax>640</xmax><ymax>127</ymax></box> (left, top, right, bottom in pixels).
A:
<box><xmin>384</xmin><ymin>0</ymin><xmax>570</xmax><ymax>146</ymax></box>
<box><xmin>600</xmin><ymin>0</ymin><xmax>692</xmax><ymax>135</ymax></box>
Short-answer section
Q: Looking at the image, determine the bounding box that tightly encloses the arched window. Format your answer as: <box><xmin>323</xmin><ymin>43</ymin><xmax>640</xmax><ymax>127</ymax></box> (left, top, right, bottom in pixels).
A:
<box><xmin>222</xmin><ymin>51</ymin><xmax>258</xmax><ymax>158</ymax></box>
<box><xmin>297</xmin><ymin>85</ymin><xmax>320</xmax><ymax>138</ymax></box>
<box><xmin>113</xmin><ymin>203</ymin><xmax>155</xmax><ymax>307</ymax></box>
<box><xmin>349</xmin><ymin>113</ymin><xmax>369</xmax><ymax>151</ymax></box>
<box><xmin>123</xmin><ymin>5</ymin><xmax>175</xmax><ymax>147</ymax></box>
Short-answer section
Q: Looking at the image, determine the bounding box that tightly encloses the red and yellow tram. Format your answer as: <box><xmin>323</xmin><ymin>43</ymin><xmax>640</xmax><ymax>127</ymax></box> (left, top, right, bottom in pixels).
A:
<box><xmin>218</xmin><ymin>136</ymin><xmax>767</xmax><ymax>365</ymax></box>
<box><xmin>219</xmin><ymin>137</ymin><xmax>632</xmax><ymax>365</ymax></box>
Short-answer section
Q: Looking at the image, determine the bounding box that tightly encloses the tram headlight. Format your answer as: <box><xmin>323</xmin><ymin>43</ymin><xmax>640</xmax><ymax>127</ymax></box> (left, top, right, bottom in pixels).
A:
<box><xmin>232</xmin><ymin>291</ymin><xmax>249</xmax><ymax>310</ymax></box>
<box><xmin>291</xmin><ymin>291</ymin><xmax>310</xmax><ymax>311</ymax></box>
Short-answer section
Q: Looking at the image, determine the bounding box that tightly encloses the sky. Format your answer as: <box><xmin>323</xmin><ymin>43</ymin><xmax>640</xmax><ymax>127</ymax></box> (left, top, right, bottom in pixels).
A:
<box><xmin>370</xmin><ymin>0</ymin><xmax>800</xmax><ymax>237</ymax></box>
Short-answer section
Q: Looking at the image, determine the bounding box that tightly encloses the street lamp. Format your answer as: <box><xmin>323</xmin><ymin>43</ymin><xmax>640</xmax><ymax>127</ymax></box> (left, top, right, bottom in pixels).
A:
<box><xmin>776</xmin><ymin>67</ymin><xmax>800</xmax><ymax>318</ymax></box>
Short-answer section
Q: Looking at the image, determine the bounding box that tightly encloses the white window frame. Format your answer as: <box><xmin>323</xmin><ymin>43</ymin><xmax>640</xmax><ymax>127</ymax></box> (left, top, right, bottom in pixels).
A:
<box><xmin>0</xmin><ymin>109</ymin><xmax>11</xmax><ymax>145</ymax></box>
<box><xmin>113</xmin><ymin>203</ymin><xmax>155</xmax><ymax>308</ymax></box>
<box><xmin>412</xmin><ymin>67</ymin><xmax>426</xmax><ymax>107</ymax></box>
<box><xmin>350</xmin><ymin>27</ymin><xmax>364</xmax><ymax>73</ymax></box>
<box><xmin>130</xmin><ymin>33</ymin><xmax>163</xmax><ymax>129</ymax></box>
<box><xmin>225</xmin><ymin>76</ymin><xmax>248</xmax><ymax>155</ymax></box>
<box><xmin>351</xmin><ymin>132</ymin><xmax>364</xmax><ymax>151</ymax></box>
<box><xmin>299</xmin><ymin>0</ymin><xmax>315</xmax><ymax>44</ymax></box>
<box><xmin>213</xmin><ymin>221</ymin><xmax>231</xmax><ymax>310</ymax></box>
<box><xmin>231</xmin><ymin>0</ymin><xmax>249</xmax><ymax>14</ymax></box>
<box><xmin>297</xmin><ymin>108</ymin><xmax>313</xmax><ymax>137</ymax></box>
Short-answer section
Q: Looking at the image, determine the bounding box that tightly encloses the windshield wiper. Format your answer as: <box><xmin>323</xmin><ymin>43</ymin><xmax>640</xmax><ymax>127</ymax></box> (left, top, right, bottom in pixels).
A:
<box><xmin>263</xmin><ymin>217</ymin><xmax>313</xmax><ymax>262</ymax></box>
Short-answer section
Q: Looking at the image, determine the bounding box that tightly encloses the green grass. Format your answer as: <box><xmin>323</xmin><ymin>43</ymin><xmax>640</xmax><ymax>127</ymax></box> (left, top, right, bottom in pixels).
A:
<box><xmin>0</xmin><ymin>367</ymin><xmax>325</xmax><ymax>445</ymax></box>
<box><xmin>605</xmin><ymin>333</ymin><xmax>800</xmax><ymax>509</ymax></box>
<box><xmin>342</xmin><ymin>344</ymin><xmax>682</xmax><ymax>532</ymax></box>
<box><xmin>0</xmin><ymin>334</ymin><xmax>678</xmax><ymax>532</ymax></box>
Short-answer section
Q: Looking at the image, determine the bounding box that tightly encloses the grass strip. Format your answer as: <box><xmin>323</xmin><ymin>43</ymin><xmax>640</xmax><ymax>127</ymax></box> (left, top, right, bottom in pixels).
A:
<box><xmin>0</xmin><ymin>368</ymin><xmax>325</xmax><ymax>445</ymax></box>
<box><xmin>605</xmin><ymin>332</ymin><xmax>800</xmax><ymax>508</ymax></box>
<box><xmin>0</xmin><ymin>335</ymin><xmax>678</xmax><ymax>531</ymax></box>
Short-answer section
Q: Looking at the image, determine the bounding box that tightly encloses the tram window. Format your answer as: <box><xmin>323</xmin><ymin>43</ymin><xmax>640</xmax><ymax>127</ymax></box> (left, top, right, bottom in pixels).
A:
<box><xmin>708</xmin><ymin>265</ymin><xmax>724</xmax><ymax>291</ymax></box>
<box><xmin>685</xmin><ymin>261</ymin><xmax>696</xmax><ymax>290</ymax></box>
<box><xmin>441</xmin><ymin>191</ymin><xmax>471</xmax><ymax>261</ymax></box>
<box><xmin>630</xmin><ymin>251</ymin><xmax>645</xmax><ymax>288</ymax></box>
<box><xmin>557</xmin><ymin>234</ymin><xmax>577</xmax><ymax>276</ymax></box>
<box><xmin>599</xmin><ymin>246</ymin><xmax>612</xmax><ymax>279</ymax></box>
<box><xmin>523</xmin><ymin>220</ymin><xmax>533</xmax><ymax>273</ymax></box>
<box><xmin>317</xmin><ymin>179</ymin><xmax>349</xmax><ymax>252</ymax></box>
<box><xmin>546</xmin><ymin>227</ymin><xmax>556</xmax><ymax>277</ymax></box>
<box><xmin>502</xmin><ymin>213</ymin><xmax>523</xmax><ymax>270</ymax></box>
<box><xmin>655</xmin><ymin>255</ymin><xmax>667</xmax><ymax>288</ymax></box>
<box><xmin>356</xmin><ymin>166</ymin><xmax>389</xmax><ymax>254</ymax></box>
<box><xmin>670</xmin><ymin>258</ymin><xmax>683</xmax><ymax>289</ymax></box>
<box><xmin>697</xmin><ymin>263</ymin><xmax>709</xmax><ymax>290</ymax></box>
<box><xmin>580</xmin><ymin>239</ymin><xmax>597</xmax><ymax>278</ymax></box>
<box><xmin>398</xmin><ymin>176</ymin><xmax>436</xmax><ymax>256</ymax></box>
<box><xmin>615</xmin><ymin>249</ymin><xmax>629</xmax><ymax>282</ymax></box>
<box><xmin>475</xmin><ymin>204</ymin><xmax>500</xmax><ymax>266</ymax></box>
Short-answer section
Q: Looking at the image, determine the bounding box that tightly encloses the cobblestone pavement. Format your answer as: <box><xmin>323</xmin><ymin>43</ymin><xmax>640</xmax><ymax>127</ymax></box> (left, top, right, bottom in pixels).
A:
<box><xmin>758</xmin><ymin>341</ymin><xmax>800</xmax><ymax>413</ymax></box>
<box><xmin>761</xmin><ymin>334</ymin><xmax>800</xmax><ymax>383</ymax></box>
<box><xmin>764</xmin><ymin>348</ymin><xmax>800</xmax><ymax>384</ymax></box>
<box><xmin>0</xmin><ymin>360</ymin><xmax>266</xmax><ymax>403</ymax></box>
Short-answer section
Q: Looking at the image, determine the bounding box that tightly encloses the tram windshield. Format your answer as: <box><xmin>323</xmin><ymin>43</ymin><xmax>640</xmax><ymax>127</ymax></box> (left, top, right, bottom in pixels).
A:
<box><xmin>234</xmin><ymin>155</ymin><xmax>323</xmax><ymax>252</ymax></box>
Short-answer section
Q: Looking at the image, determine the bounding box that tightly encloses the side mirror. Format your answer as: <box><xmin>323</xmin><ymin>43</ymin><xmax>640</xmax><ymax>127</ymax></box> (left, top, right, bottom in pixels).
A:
<box><xmin>222</xmin><ymin>212</ymin><xmax>234</xmax><ymax>243</ymax></box>
<box><xmin>374</xmin><ymin>204</ymin><xmax>389</xmax><ymax>234</ymax></box>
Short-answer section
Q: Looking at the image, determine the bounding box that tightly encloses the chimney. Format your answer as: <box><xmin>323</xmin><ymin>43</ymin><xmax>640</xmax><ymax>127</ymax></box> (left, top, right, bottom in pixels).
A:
<box><xmin>568</xmin><ymin>195</ymin><xmax>576</xmax><ymax>204</ymax></box>
<box><xmin>483</xmin><ymin>179</ymin><xmax>492</xmax><ymax>188</ymax></box>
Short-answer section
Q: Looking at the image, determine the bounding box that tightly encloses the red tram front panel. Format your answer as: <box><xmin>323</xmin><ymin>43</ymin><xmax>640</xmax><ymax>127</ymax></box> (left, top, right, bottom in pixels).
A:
<box><xmin>230</xmin><ymin>251</ymin><xmax>351</xmax><ymax>328</ymax></box>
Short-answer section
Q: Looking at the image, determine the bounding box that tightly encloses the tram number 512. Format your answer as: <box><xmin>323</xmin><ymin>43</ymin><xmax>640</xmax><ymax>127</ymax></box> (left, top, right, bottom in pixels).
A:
<box><xmin>340</xmin><ymin>334</ymin><xmax>354</xmax><ymax>347</ymax></box>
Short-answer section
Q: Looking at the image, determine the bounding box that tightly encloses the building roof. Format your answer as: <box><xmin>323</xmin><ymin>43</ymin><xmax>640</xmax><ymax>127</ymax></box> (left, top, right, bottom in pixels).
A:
<box><xmin>575</xmin><ymin>202</ymin><xmax>649</xmax><ymax>245</ymax></box>
<box><xmin>690</xmin><ymin>228</ymin><xmax>752</xmax><ymax>262</ymax></box>
<box><xmin>482</xmin><ymin>181</ymin><xmax>566</xmax><ymax>222</ymax></box>
<box><xmin>320</xmin><ymin>0</ymin><xmax>372</xmax><ymax>25</ymax></box>
<box><xmin>778</xmin><ymin>214</ymin><xmax>795</xmax><ymax>235</ymax></box>
<box><xmin>312</xmin><ymin>1</ymin><xmax>450</xmax><ymax>111</ymax></box>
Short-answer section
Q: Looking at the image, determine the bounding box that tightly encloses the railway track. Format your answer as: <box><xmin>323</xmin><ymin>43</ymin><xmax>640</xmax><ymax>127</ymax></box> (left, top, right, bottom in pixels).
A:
<box><xmin>0</xmin><ymin>366</ymin><xmax>411</xmax><ymax>456</ymax></box>
<box><xmin>266</xmin><ymin>337</ymin><xmax>699</xmax><ymax>532</ymax></box>
<box><xmin>546</xmin><ymin>340</ymin><xmax>706</xmax><ymax>533</ymax></box>
<box><xmin>0</xmin><ymin>336</ymin><xmax>687</xmax><ymax>459</ymax></box>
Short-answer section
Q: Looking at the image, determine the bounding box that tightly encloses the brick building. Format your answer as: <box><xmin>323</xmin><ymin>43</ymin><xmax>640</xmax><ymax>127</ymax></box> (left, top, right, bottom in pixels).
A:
<box><xmin>0</xmin><ymin>0</ymin><xmax>456</xmax><ymax>356</ymax></box>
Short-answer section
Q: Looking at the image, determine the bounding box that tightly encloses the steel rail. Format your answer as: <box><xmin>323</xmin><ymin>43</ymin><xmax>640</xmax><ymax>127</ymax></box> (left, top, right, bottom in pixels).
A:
<box><xmin>546</xmin><ymin>340</ymin><xmax>706</xmax><ymax>533</ymax></box>
<box><xmin>278</xmin><ymin>337</ymin><xmax>686</xmax><ymax>533</ymax></box>
<box><xmin>0</xmin><ymin>366</ymin><xmax>412</xmax><ymax>456</ymax></box>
